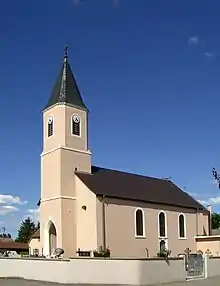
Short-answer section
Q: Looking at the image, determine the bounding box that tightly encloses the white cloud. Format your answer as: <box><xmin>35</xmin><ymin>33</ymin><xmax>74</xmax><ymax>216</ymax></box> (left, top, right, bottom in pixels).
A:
<box><xmin>28</xmin><ymin>209</ymin><xmax>39</xmax><ymax>214</ymax></box>
<box><xmin>0</xmin><ymin>194</ymin><xmax>27</xmax><ymax>205</ymax></box>
<box><xmin>0</xmin><ymin>206</ymin><xmax>19</xmax><ymax>216</ymax></box>
<box><xmin>209</xmin><ymin>197</ymin><xmax>220</xmax><ymax>205</ymax></box>
<box><xmin>71</xmin><ymin>0</ymin><xmax>84</xmax><ymax>5</ymax></box>
<box><xmin>113</xmin><ymin>0</ymin><xmax>120</xmax><ymax>6</ymax></box>
<box><xmin>206</xmin><ymin>179</ymin><xmax>219</xmax><ymax>185</ymax></box>
<box><xmin>204</xmin><ymin>52</ymin><xmax>217</xmax><ymax>60</ymax></box>
<box><xmin>26</xmin><ymin>208</ymin><xmax>39</xmax><ymax>222</ymax></box>
<box><xmin>198</xmin><ymin>199</ymin><xmax>208</xmax><ymax>206</ymax></box>
<box><xmin>188</xmin><ymin>36</ymin><xmax>199</xmax><ymax>45</ymax></box>
<box><xmin>197</xmin><ymin>196</ymin><xmax>220</xmax><ymax>206</ymax></box>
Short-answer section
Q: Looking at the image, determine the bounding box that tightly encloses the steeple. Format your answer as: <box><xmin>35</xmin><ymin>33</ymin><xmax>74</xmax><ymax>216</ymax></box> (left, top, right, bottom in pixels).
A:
<box><xmin>43</xmin><ymin>46</ymin><xmax>88</xmax><ymax>111</ymax></box>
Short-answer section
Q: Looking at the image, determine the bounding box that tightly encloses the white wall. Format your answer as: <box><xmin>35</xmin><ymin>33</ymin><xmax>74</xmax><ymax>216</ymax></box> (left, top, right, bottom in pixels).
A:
<box><xmin>29</xmin><ymin>238</ymin><xmax>41</xmax><ymax>255</ymax></box>
<box><xmin>206</xmin><ymin>257</ymin><xmax>220</xmax><ymax>278</ymax></box>
<box><xmin>0</xmin><ymin>257</ymin><xmax>185</xmax><ymax>285</ymax></box>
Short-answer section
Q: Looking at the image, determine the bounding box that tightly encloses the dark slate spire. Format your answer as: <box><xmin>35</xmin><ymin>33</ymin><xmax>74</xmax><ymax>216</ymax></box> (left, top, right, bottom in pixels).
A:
<box><xmin>43</xmin><ymin>46</ymin><xmax>88</xmax><ymax>111</ymax></box>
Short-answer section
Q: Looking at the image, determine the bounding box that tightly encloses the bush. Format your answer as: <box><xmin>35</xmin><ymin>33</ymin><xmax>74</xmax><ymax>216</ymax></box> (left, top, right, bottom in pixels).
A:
<box><xmin>20</xmin><ymin>251</ymin><xmax>29</xmax><ymax>257</ymax></box>
<box><xmin>157</xmin><ymin>249</ymin><xmax>171</xmax><ymax>259</ymax></box>
<box><xmin>93</xmin><ymin>246</ymin><xmax>111</xmax><ymax>257</ymax></box>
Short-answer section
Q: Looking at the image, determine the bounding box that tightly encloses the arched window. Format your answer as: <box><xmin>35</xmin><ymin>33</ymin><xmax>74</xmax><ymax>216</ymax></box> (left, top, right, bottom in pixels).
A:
<box><xmin>48</xmin><ymin>117</ymin><xmax>54</xmax><ymax>137</ymax></box>
<box><xmin>72</xmin><ymin>114</ymin><xmax>80</xmax><ymax>136</ymax></box>
<box><xmin>179</xmin><ymin>214</ymin><xmax>186</xmax><ymax>238</ymax></box>
<box><xmin>135</xmin><ymin>208</ymin><xmax>145</xmax><ymax>237</ymax></box>
<box><xmin>159</xmin><ymin>211</ymin><xmax>166</xmax><ymax>237</ymax></box>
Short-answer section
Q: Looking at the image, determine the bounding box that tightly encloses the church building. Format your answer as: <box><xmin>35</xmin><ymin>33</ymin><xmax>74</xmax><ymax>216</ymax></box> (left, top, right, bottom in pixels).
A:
<box><xmin>35</xmin><ymin>48</ymin><xmax>210</xmax><ymax>258</ymax></box>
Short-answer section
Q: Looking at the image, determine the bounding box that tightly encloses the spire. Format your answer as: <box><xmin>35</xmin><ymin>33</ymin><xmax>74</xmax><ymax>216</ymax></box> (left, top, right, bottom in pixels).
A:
<box><xmin>43</xmin><ymin>46</ymin><xmax>88</xmax><ymax>111</ymax></box>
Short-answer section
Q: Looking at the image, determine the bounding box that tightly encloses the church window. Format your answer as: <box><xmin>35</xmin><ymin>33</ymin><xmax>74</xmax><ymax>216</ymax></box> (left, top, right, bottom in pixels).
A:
<box><xmin>72</xmin><ymin>114</ymin><xmax>81</xmax><ymax>136</ymax></box>
<box><xmin>159</xmin><ymin>211</ymin><xmax>167</xmax><ymax>237</ymax></box>
<box><xmin>47</xmin><ymin>117</ymin><xmax>53</xmax><ymax>137</ymax></box>
<box><xmin>178</xmin><ymin>214</ymin><xmax>186</xmax><ymax>238</ymax></box>
<box><xmin>135</xmin><ymin>208</ymin><xmax>145</xmax><ymax>237</ymax></box>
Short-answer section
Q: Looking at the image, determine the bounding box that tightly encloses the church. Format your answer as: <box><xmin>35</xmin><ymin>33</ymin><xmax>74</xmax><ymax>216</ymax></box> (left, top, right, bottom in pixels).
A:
<box><xmin>33</xmin><ymin>48</ymin><xmax>211</xmax><ymax>258</ymax></box>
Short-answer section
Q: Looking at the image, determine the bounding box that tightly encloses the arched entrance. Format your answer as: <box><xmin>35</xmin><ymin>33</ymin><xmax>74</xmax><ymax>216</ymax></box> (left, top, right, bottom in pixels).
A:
<box><xmin>48</xmin><ymin>221</ymin><xmax>57</xmax><ymax>255</ymax></box>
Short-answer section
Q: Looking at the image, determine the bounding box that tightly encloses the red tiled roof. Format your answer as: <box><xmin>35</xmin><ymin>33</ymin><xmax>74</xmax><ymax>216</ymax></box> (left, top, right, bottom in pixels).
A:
<box><xmin>0</xmin><ymin>240</ymin><xmax>28</xmax><ymax>250</ymax></box>
<box><xmin>31</xmin><ymin>229</ymin><xmax>40</xmax><ymax>239</ymax></box>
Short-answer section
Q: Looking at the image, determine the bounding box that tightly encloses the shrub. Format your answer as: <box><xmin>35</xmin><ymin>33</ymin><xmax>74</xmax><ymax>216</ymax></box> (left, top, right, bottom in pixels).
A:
<box><xmin>93</xmin><ymin>246</ymin><xmax>111</xmax><ymax>257</ymax></box>
<box><xmin>157</xmin><ymin>249</ymin><xmax>171</xmax><ymax>261</ymax></box>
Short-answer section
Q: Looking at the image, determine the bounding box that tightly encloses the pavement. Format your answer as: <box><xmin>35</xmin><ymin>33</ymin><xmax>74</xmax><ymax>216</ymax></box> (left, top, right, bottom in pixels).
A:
<box><xmin>154</xmin><ymin>277</ymin><xmax>220</xmax><ymax>286</ymax></box>
<box><xmin>0</xmin><ymin>277</ymin><xmax>220</xmax><ymax>286</ymax></box>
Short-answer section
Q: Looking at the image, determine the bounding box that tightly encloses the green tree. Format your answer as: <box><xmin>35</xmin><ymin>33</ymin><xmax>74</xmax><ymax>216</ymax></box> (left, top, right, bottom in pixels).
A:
<box><xmin>15</xmin><ymin>217</ymin><xmax>38</xmax><ymax>243</ymax></box>
<box><xmin>212</xmin><ymin>213</ymin><xmax>220</xmax><ymax>229</ymax></box>
<box><xmin>212</xmin><ymin>168</ymin><xmax>220</xmax><ymax>189</ymax></box>
<box><xmin>36</xmin><ymin>221</ymin><xmax>40</xmax><ymax>230</ymax></box>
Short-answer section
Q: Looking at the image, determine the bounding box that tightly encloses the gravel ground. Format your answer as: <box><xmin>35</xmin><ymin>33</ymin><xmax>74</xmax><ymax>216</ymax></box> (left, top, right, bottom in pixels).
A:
<box><xmin>0</xmin><ymin>277</ymin><xmax>219</xmax><ymax>286</ymax></box>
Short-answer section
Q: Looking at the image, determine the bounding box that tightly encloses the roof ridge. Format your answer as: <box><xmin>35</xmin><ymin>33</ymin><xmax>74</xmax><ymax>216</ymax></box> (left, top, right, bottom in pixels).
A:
<box><xmin>92</xmin><ymin>165</ymin><xmax>172</xmax><ymax>182</ymax></box>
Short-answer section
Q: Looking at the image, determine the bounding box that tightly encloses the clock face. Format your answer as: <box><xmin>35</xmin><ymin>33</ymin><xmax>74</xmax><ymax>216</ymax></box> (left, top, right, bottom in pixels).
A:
<box><xmin>73</xmin><ymin>115</ymin><xmax>80</xmax><ymax>123</ymax></box>
<box><xmin>48</xmin><ymin>117</ymin><xmax>53</xmax><ymax>124</ymax></box>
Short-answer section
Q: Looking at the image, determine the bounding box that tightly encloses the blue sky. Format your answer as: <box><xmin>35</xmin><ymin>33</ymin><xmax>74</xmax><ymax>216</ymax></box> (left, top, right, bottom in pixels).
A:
<box><xmin>1</xmin><ymin>0</ymin><xmax>220</xmax><ymax>236</ymax></box>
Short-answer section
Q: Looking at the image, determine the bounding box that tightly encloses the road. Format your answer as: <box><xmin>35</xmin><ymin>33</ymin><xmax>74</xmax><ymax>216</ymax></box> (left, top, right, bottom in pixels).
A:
<box><xmin>155</xmin><ymin>277</ymin><xmax>220</xmax><ymax>286</ymax></box>
<box><xmin>0</xmin><ymin>278</ymin><xmax>219</xmax><ymax>286</ymax></box>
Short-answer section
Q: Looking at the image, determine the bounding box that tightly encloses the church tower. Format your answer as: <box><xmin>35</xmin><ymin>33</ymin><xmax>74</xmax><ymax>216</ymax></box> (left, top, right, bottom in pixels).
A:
<box><xmin>40</xmin><ymin>47</ymin><xmax>91</xmax><ymax>257</ymax></box>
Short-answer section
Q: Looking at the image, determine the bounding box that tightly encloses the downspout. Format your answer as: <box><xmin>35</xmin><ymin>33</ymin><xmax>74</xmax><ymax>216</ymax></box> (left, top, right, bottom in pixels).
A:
<box><xmin>196</xmin><ymin>205</ymin><xmax>199</xmax><ymax>236</ymax></box>
<box><xmin>102</xmin><ymin>195</ymin><xmax>106</xmax><ymax>250</ymax></box>
<box><xmin>86</xmin><ymin>112</ymin><xmax>89</xmax><ymax>153</ymax></box>
<box><xmin>207</xmin><ymin>204</ymin><xmax>212</xmax><ymax>236</ymax></box>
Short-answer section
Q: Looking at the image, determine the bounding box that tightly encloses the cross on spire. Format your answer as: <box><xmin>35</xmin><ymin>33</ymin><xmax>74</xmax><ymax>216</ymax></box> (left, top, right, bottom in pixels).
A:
<box><xmin>64</xmin><ymin>45</ymin><xmax>68</xmax><ymax>59</ymax></box>
<box><xmin>43</xmin><ymin>46</ymin><xmax>88</xmax><ymax>111</ymax></box>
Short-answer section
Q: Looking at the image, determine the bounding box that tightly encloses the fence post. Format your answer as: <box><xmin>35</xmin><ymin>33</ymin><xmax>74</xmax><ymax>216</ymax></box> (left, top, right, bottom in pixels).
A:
<box><xmin>204</xmin><ymin>254</ymin><xmax>208</xmax><ymax>279</ymax></box>
<box><xmin>182</xmin><ymin>255</ymin><xmax>187</xmax><ymax>280</ymax></box>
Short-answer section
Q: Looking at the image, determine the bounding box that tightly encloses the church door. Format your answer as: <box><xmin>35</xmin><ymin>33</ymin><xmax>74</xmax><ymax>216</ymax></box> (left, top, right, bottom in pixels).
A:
<box><xmin>48</xmin><ymin>222</ymin><xmax>57</xmax><ymax>254</ymax></box>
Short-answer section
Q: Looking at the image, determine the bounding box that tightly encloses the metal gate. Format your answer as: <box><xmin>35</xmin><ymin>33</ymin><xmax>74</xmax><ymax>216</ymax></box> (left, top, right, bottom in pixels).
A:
<box><xmin>185</xmin><ymin>253</ymin><xmax>204</xmax><ymax>279</ymax></box>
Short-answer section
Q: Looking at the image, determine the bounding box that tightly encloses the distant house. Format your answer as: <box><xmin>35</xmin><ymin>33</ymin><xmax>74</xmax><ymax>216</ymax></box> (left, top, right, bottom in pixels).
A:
<box><xmin>212</xmin><ymin>229</ymin><xmax>220</xmax><ymax>236</ymax></box>
<box><xmin>29</xmin><ymin>229</ymin><xmax>40</xmax><ymax>256</ymax></box>
<box><xmin>0</xmin><ymin>238</ymin><xmax>28</xmax><ymax>254</ymax></box>
<box><xmin>36</xmin><ymin>48</ymin><xmax>210</xmax><ymax>259</ymax></box>
<box><xmin>195</xmin><ymin>229</ymin><xmax>220</xmax><ymax>257</ymax></box>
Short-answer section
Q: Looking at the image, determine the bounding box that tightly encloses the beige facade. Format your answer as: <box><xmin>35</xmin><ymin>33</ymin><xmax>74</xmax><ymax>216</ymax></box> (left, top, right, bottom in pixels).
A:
<box><xmin>96</xmin><ymin>197</ymin><xmax>209</xmax><ymax>258</ymax></box>
<box><xmin>196</xmin><ymin>236</ymin><xmax>220</xmax><ymax>257</ymax></box>
<box><xmin>38</xmin><ymin>51</ymin><xmax>210</xmax><ymax>259</ymax></box>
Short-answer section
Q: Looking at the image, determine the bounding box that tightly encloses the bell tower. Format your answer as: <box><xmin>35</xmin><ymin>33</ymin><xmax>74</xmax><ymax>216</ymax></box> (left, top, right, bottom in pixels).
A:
<box><xmin>40</xmin><ymin>47</ymin><xmax>91</xmax><ymax>257</ymax></box>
